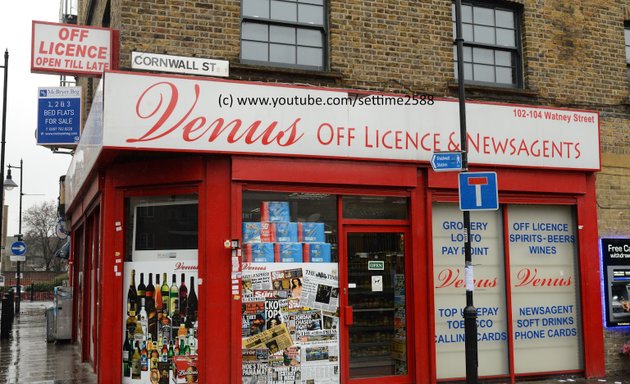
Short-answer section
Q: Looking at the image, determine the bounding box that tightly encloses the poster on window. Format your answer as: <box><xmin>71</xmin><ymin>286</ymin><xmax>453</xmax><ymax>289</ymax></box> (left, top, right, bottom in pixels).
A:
<box><xmin>241</xmin><ymin>262</ymin><xmax>340</xmax><ymax>384</ymax></box>
<box><xmin>508</xmin><ymin>205</ymin><xmax>582</xmax><ymax>374</ymax></box>
<box><xmin>601</xmin><ymin>238</ymin><xmax>630</xmax><ymax>327</ymax></box>
<box><xmin>121</xmin><ymin>260</ymin><xmax>199</xmax><ymax>384</ymax></box>
<box><xmin>432</xmin><ymin>203</ymin><xmax>508</xmax><ymax>379</ymax></box>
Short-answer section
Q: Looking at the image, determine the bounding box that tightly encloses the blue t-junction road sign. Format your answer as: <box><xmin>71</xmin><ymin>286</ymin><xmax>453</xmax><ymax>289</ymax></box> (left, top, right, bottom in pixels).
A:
<box><xmin>458</xmin><ymin>172</ymin><xmax>499</xmax><ymax>211</ymax></box>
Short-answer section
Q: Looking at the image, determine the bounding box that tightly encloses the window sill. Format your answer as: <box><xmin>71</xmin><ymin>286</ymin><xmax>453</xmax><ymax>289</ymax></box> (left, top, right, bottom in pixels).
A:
<box><xmin>447</xmin><ymin>82</ymin><xmax>539</xmax><ymax>99</ymax></box>
<box><xmin>230</xmin><ymin>62</ymin><xmax>343</xmax><ymax>81</ymax></box>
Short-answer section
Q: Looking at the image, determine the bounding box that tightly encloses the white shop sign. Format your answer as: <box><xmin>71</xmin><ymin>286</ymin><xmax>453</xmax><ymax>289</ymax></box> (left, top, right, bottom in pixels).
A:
<box><xmin>432</xmin><ymin>203</ymin><xmax>582</xmax><ymax>378</ymax></box>
<box><xmin>101</xmin><ymin>71</ymin><xmax>599</xmax><ymax>170</ymax></box>
<box><xmin>131</xmin><ymin>52</ymin><xmax>229</xmax><ymax>78</ymax></box>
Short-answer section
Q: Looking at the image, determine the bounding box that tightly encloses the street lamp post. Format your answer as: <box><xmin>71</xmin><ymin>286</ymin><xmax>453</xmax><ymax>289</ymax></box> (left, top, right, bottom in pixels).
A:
<box><xmin>4</xmin><ymin>159</ymin><xmax>22</xmax><ymax>316</ymax></box>
<box><xmin>0</xmin><ymin>50</ymin><xmax>8</xmax><ymax>252</ymax></box>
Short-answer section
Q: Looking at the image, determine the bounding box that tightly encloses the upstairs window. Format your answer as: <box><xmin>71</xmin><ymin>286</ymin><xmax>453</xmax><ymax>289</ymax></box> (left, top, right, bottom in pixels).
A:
<box><xmin>452</xmin><ymin>1</ymin><xmax>521</xmax><ymax>87</ymax></box>
<box><xmin>241</xmin><ymin>0</ymin><xmax>326</xmax><ymax>71</ymax></box>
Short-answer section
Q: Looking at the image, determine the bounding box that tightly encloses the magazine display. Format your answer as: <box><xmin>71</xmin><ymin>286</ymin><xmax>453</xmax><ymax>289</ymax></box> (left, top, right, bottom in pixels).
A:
<box><xmin>241</xmin><ymin>262</ymin><xmax>340</xmax><ymax>384</ymax></box>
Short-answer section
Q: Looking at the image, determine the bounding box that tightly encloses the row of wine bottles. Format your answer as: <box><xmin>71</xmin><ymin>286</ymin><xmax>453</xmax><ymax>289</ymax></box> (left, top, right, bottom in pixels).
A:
<box><xmin>126</xmin><ymin>271</ymin><xmax>198</xmax><ymax>351</ymax></box>
<box><xmin>127</xmin><ymin>271</ymin><xmax>198</xmax><ymax>324</ymax></box>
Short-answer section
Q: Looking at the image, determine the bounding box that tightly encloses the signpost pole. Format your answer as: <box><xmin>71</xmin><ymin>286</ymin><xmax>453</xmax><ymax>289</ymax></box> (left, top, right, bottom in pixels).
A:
<box><xmin>15</xmin><ymin>159</ymin><xmax>23</xmax><ymax>317</ymax></box>
<box><xmin>454</xmin><ymin>1</ymin><xmax>478</xmax><ymax>382</ymax></box>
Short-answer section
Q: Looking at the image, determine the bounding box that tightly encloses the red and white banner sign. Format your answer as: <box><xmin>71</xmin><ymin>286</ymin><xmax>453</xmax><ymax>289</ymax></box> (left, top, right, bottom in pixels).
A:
<box><xmin>31</xmin><ymin>21</ymin><xmax>114</xmax><ymax>77</ymax></box>
<box><xmin>101</xmin><ymin>71</ymin><xmax>599</xmax><ymax>170</ymax></box>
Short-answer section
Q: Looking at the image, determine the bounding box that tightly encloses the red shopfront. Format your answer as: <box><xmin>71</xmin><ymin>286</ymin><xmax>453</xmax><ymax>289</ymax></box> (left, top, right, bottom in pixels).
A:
<box><xmin>64</xmin><ymin>70</ymin><xmax>604</xmax><ymax>384</ymax></box>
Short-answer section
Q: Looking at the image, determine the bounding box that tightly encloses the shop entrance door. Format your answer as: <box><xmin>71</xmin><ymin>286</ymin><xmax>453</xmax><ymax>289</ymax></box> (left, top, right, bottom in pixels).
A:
<box><xmin>343</xmin><ymin>228</ymin><xmax>409</xmax><ymax>382</ymax></box>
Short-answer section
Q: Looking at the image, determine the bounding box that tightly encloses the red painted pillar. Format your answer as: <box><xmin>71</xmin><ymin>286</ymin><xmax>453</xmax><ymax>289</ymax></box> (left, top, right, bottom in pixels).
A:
<box><xmin>579</xmin><ymin>172</ymin><xmax>605</xmax><ymax>378</ymax></box>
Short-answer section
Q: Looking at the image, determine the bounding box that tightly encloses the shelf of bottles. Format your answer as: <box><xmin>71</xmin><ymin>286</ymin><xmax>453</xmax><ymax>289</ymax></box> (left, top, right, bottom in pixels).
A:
<box><xmin>123</xmin><ymin>267</ymin><xmax>199</xmax><ymax>383</ymax></box>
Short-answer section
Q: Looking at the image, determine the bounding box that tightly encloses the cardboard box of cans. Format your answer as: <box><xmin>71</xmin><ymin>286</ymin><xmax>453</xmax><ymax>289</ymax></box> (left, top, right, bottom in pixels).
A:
<box><xmin>303</xmin><ymin>242</ymin><xmax>332</xmax><ymax>263</ymax></box>
<box><xmin>297</xmin><ymin>222</ymin><xmax>325</xmax><ymax>242</ymax></box>
<box><xmin>242</xmin><ymin>222</ymin><xmax>299</xmax><ymax>243</ymax></box>
<box><xmin>243</xmin><ymin>201</ymin><xmax>331</xmax><ymax>263</ymax></box>
<box><xmin>242</xmin><ymin>222</ymin><xmax>262</xmax><ymax>243</ymax></box>
<box><xmin>244</xmin><ymin>242</ymin><xmax>331</xmax><ymax>263</ymax></box>
<box><xmin>172</xmin><ymin>355</ymin><xmax>198</xmax><ymax>383</ymax></box>
<box><xmin>276</xmin><ymin>242</ymin><xmax>303</xmax><ymax>262</ymax></box>
<box><xmin>242</xmin><ymin>222</ymin><xmax>324</xmax><ymax>244</ymax></box>
<box><xmin>244</xmin><ymin>243</ymin><xmax>274</xmax><ymax>263</ymax></box>
<box><xmin>260</xmin><ymin>201</ymin><xmax>290</xmax><ymax>222</ymax></box>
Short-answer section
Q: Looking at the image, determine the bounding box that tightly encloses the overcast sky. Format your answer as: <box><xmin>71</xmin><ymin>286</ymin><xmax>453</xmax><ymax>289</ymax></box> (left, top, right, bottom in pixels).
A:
<box><xmin>0</xmin><ymin>1</ymin><xmax>71</xmax><ymax>236</ymax></box>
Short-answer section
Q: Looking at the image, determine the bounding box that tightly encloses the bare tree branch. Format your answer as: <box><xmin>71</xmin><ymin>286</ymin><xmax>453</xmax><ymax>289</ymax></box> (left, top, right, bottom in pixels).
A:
<box><xmin>23</xmin><ymin>200</ymin><xmax>66</xmax><ymax>272</ymax></box>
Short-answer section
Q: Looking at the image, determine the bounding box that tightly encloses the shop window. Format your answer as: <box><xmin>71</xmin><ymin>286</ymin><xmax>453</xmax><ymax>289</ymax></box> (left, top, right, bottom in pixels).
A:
<box><xmin>342</xmin><ymin>195</ymin><xmax>408</xmax><ymax>220</ymax></box>
<box><xmin>242</xmin><ymin>191</ymin><xmax>338</xmax><ymax>262</ymax></box>
<box><xmin>432</xmin><ymin>203</ymin><xmax>583</xmax><ymax>379</ymax></box>
<box><xmin>507</xmin><ymin>205</ymin><xmax>582</xmax><ymax>374</ymax></box>
<box><xmin>121</xmin><ymin>193</ymin><xmax>200</xmax><ymax>382</ymax></box>
<box><xmin>432</xmin><ymin>203</ymin><xmax>509</xmax><ymax>378</ymax></box>
<box><xmin>452</xmin><ymin>1</ymin><xmax>521</xmax><ymax>87</ymax></box>
<box><xmin>241</xmin><ymin>191</ymin><xmax>340</xmax><ymax>383</ymax></box>
<box><xmin>125</xmin><ymin>195</ymin><xmax>198</xmax><ymax>262</ymax></box>
<box><xmin>241</xmin><ymin>0</ymin><xmax>327</xmax><ymax>71</ymax></box>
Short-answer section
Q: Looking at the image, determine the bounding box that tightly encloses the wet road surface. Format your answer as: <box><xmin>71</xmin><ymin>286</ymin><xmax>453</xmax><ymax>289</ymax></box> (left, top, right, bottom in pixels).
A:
<box><xmin>0</xmin><ymin>301</ymin><xmax>96</xmax><ymax>384</ymax></box>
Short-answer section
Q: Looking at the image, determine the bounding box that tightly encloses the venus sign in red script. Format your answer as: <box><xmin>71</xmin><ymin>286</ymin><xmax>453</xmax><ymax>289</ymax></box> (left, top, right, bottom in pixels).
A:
<box><xmin>31</xmin><ymin>20</ymin><xmax>115</xmax><ymax>77</ymax></box>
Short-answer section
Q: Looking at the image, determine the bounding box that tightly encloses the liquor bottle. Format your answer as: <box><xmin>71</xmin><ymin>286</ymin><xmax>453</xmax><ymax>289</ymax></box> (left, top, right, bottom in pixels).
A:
<box><xmin>139</xmin><ymin>297</ymin><xmax>148</xmax><ymax>338</ymax></box>
<box><xmin>174</xmin><ymin>339</ymin><xmax>180</xmax><ymax>355</ymax></box>
<box><xmin>187</xmin><ymin>328</ymin><xmax>197</xmax><ymax>355</ymax></box>
<box><xmin>179</xmin><ymin>338</ymin><xmax>185</xmax><ymax>355</ymax></box>
<box><xmin>138</xmin><ymin>273</ymin><xmax>146</xmax><ymax>299</ymax></box>
<box><xmin>167</xmin><ymin>341</ymin><xmax>175</xmax><ymax>367</ymax></box>
<box><xmin>123</xmin><ymin>329</ymin><xmax>131</xmax><ymax>377</ymax></box>
<box><xmin>150</xmin><ymin>342</ymin><xmax>160</xmax><ymax>370</ymax></box>
<box><xmin>161</xmin><ymin>273</ymin><xmax>169</xmax><ymax>313</ymax></box>
<box><xmin>134</xmin><ymin>315</ymin><xmax>144</xmax><ymax>345</ymax></box>
<box><xmin>161</xmin><ymin>342</ymin><xmax>169</xmax><ymax>362</ymax></box>
<box><xmin>186</xmin><ymin>276</ymin><xmax>198</xmax><ymax>325</ymax></box>
<box><xmin>147</xmin><ymin>274</ymin><xmax>158</xmax><ymax>341</ymax></box>
<box><xmin>171</xmin><ymin>300</ymin><xmax>181</xmax><ymax>330</ymax></box>
<box><xmin>177</xmin><ymin>323</ymin><xmax>187</xmax><ymax>345</ymax></box>
<box><xmin>141</xmin><ymin>341</ymin><xmax>149</xmax><ymax>371</ymax></box>
<box><xmin>146</xmin><ymin>273</ymin><xmax>155</xmax><ymax>311</ymax></box>
<box><xmin>131</xmin><ymin>342</ymin><xmax>141</xmax><ymax>379</ymax></box>
<box><xmin>160</xmin><ymin>307</ymin><xmax>172</xmax><ymax>344</ymax></box>
<box><xmin>179</xmin><ymin>273</ymin><xmax>188</xmax><ymax>319</ymax></box>
<box><xmin>155</xmin><ymin>274</ymin><xmax>163</xmax><ymax>317</ymax></box>
<box><xmin>169</xmin><ymin>274</ymin><xmax>178</xmax><ymax>317</ymax></box>
<box><xmin>127</xmin><ymin>269</ymin><xmax>137</xmax><ymax>316</ymax></box>
<box><xmin>125</xmin><ymin>314</ymin><xmax>138</xmax><ymax>342</ymax></box>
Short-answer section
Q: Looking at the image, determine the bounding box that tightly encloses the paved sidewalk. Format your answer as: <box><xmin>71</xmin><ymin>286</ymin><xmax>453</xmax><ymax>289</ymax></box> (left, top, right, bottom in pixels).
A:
<box><xmin>0</xmin><ymin>300</ymin><xmax>97</xmax><ymax>384</ymax></box>
<box><xmin>0</xmin><ymin>300</ymin><xmax>628</xmax><ymax>383</ymax></box>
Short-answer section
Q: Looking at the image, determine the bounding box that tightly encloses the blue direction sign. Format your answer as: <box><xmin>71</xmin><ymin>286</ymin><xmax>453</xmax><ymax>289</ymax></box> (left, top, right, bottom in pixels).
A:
<box><xmin>430</xmin><ymin>152</ymin><xmax>462</xmax><ymax>172</ymax></box>
<box><xmin>37</xmin><ymin>87</ymin><xmax>82</xmax><ymax>146</ymax></box>
<box><xmin>11</xmin><ymin>241</ymin><xmax>27</xmax><ymax>256</ymax></box>
<box><xmin>458</xmin><ymin>172</ymin><xmax>499</xmax><ymax>211</ymax></box>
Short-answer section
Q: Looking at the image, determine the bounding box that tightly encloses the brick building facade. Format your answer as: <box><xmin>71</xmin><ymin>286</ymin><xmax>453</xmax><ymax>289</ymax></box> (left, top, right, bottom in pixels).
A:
<box><xmin>69</xmin><ymin>0</ymin><xmax>630</xmax><ymax>381</ymax></box>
